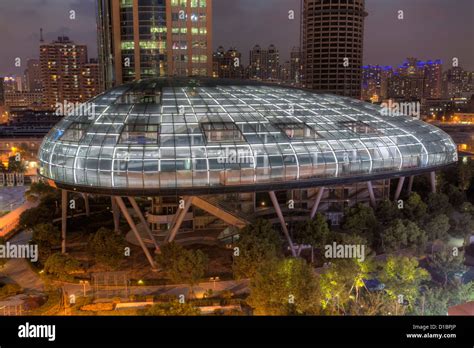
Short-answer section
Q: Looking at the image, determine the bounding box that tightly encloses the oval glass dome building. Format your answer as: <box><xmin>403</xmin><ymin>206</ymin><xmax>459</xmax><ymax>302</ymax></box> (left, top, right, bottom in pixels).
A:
<box><xmin>38</xmin><ymin>78</ymin><xmax>457</xmax><ymax>196</ymax></box>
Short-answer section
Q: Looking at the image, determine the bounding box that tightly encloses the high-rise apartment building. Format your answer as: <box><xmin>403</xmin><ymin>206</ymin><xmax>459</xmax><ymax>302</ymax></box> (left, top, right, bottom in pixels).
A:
<box><xmin>249</xmin><ymin>44</ymin><xmax>280</xmax><ymax>81</ymax></box>
<box><xmin>97</xmin><ymin>0</ymin><xmax>213</xmax><ymax>89</ymax></box>
<box><xmin>442</xmin><ymin>66</ymin><xmax>472</xmax><ymax>98</ymax></box>
<box><xmin>422</xmin><ymin>60</ymin><xmax>442</xmax><ymax>99</ymax></box>
<box><xmin>81</xmin><ymin>59</ymin><xmax>101</xmax><ymax>101</ymax></box>
<box><xmin>212</xmin><ymin>46</ymin><xmax>244</xmax><ymax>79</ymax></box>
<box><xmin>303</xmin><ymin>0</ymin><xmax>367</xmax><ymax>98</ymax></box>
<box><xmin>40</xmin><ymin>36</ymin><xmax>88</xmax><ymax>109</ymax></box>
<box><xmin>290</xmin><ymin>46</ymin><xmax>303</xmax><ymax>85</ymax></box>
<box><xmin>25</xmin><ymin>59</ymin><xmax>42</xmax><ymax>93</ymax></box>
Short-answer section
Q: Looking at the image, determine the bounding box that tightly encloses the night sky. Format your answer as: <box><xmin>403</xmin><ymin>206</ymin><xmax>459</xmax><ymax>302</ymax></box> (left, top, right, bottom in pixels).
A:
<box><xmin>0</xmin><ymin>0</ymin><xmax>472</xmax><ymax>76</ymax></box>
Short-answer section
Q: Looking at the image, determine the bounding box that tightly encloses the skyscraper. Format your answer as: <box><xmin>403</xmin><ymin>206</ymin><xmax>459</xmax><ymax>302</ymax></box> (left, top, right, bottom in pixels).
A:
<box><xmin>303</xmin><ymin>0</ymin><xmax>367</xmax><ymax>98</ymax></box>
<box><xmin>422</xmin><ymin>60</ymin><xmax>442</xmax><ymax>99</ymax></box>
<box><xmin>24</xmin><ymin>59</ymin><xmax>42</xmax><ymax>93</ymax></box>
<box><xmin>97</xmin><ymin>0</ymin><xmax>213</xmax><ymax>89</ymax></box>
<box><xmin>212</xmin><ymin>46</ymin><xmax>244</xmax><ymax>79</ymax></box>
<box><xmin>81</xmin><ymin>59</ymin><xmax>101</xmax><ymax>101</ymax></box>
<box><xmin>40</xmin><ymin>36</ymin><xmax>88</xmax><ymax>109</ymax></box>
<box><xmin>249</xmin><ymin>44</ymin><xmax>280</xmax><ymax>81</ymax></box>
<box><xmin>290</xmin><ymin>46</ymin><xmax>303</xmax><ymax>85</ymax></box>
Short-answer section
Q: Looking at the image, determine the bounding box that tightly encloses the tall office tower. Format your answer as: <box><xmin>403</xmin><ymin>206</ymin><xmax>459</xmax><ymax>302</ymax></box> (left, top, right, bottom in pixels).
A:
<box><xmin>81</xmin><ymin>59</ymin><xmax>102</xmax><ymax>100</ymax></box>
<box><xmin>249</xmin><ymin>45</ymin><xmax>266</xmax><ymax>80</ymax></box>
<box><xmin>303</xmin><ymin>0</ymin><xmax>367</xmax><ymax>99</ymax></box>
<box><xmin>361</xmin><ymin>65</ymin><xmax>382</xmax><ymax>101</ymax></box>
<box><xmin>422</xmin><ymin>60</ymin><xmax>442</xmax><ymax>99</ymax></box>
<box><xmin>40</xmin><ymin>36</ymin><xmax>88</xmax><ymax>109</ymax></box>
<box><xmin>280</xmin><ymin>61</ymin><xmax>291</xmax><ymax>83</ymax></box>
<box><xmin>442</xmin><ymin>66</ymin><xmax>468</xmax><ymax>98</ymax></box>
<box><xmin>249</xmin><ymin>44</ymin><xmax>280</xmax><ymax>81</ymax></box>
<box><xmin>97</xmin><ymin>0</ymin><xmax>213</xmax><ymax>89</ymax></box>
<box><xmin>24</xmin><ymin>59</ymin><xmax>42</xmax><ymax>93</ymax></box>
<box><xmin>0</xmin><ymin>78</ymin><xmax>4</xmax><ymax>106</ymax></box>
<box><xmin>290</xmin><ymin>46</ymin><xmax>303</xmax><ymax>85</ymax></box>
<box><xmin>388</xmin><ymin>58</ymin><xmax>425</xmax><ymax>99</ymax></box>
<box><xmin>267</xmin><ymin>44</ymin><xmax>280</xmax><ymax>81</ymax></box>
<box><xmin>212</xmin><ymin>46</ymin><xmax>244</xmax><ymax>79</ymax></box>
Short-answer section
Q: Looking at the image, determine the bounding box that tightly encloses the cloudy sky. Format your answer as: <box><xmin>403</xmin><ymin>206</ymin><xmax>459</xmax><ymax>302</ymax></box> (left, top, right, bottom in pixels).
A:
<box><xmin>0</xmin><ymin>0</ymin><xmax>472</xmax><ymax>76</ymax></box>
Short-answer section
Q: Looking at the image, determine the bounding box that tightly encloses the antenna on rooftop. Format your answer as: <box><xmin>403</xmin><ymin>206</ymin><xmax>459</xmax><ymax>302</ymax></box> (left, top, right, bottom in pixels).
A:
<box><xmin>40</xmin><ymin>28</ymin><xmax>44</xmax><ymax>43</ymax></box>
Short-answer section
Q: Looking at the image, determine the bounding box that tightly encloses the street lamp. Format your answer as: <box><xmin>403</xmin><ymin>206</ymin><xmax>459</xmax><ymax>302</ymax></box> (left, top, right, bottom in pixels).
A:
<box><xmin>210</xmin><ymin>277</ymin><xmax>220</xmax><ymax>289</ymax></box>
<box><xmin>79</xmin><ymin>280</ymin><xmax>89</xmax><ymax>297</ymax></box>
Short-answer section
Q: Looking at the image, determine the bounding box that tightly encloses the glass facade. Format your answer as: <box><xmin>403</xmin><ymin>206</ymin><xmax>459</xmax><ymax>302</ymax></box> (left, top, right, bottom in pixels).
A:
<box><xmin>38</xmin><ymin>78</ymin><xmax>458</xmax><ymax>193</ymax></box>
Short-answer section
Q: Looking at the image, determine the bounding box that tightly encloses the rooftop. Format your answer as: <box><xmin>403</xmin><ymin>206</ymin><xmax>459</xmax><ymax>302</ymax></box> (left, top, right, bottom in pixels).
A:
<box><xmin>38</xmin><ymin>78</ymin><xmax>458</xmax><ymax>195</ymax></box>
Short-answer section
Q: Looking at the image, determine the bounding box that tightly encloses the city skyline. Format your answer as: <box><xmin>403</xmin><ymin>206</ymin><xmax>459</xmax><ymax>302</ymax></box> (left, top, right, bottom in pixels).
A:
<box><xmin>0</xmin><ymin>0</ymin><xmax>473</xmax><ymax>76</ymax></box>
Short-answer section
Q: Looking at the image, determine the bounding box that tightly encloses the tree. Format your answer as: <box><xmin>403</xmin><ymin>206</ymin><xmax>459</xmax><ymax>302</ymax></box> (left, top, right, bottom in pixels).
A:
<box><xmin>88</xmin><ymin>228</ymin><xmax>126</xmax><ymax>270</ymax></box>
<box><xmin>341</xmin><ymin>203</ymin><xmax>378</xmax><ymax>244</ymax></box>
<box><xmin>25</xmin><ymin>182</ymin><xmax>56</xmax><ymax>202</ymax></box>
<box><xmin>423</xmin><ymin>214</ymin><xmax>450</xmax><ymax>242</ymax></box>
<box><xmin>377</xmin><ymin>256</ymin><xmax>430</xmax><ymax>311</ymax></box>
<box><xmin>319</xmin><ymin>258</ymin><xmax>374</xmax><ymax>314</ymax></box>
<box><xmin>426</xmin><ymin>192</ymin><xmax>452</xmax><ymax>215</ymax></box>
<box><xmin>427</xmin><ymin>246</ymin><xmax>467</xmax><ymax>286</ymax></box>
<box><xmin>294</xmin><ymin>213</ymin><xmax>330</xmax><ymax>261</ymax></box>
<box><xmin>247</xmin><ymin>258</ymin><xmax>321</xmax><ymax>315</ymax></box>
<box><xmin>445</xmin><ymin>184</ymin><xmax>466</xmax><ymax>208</ymax></box>
<box><xmin>156</xmin><ymin>242</ymin><xmax>208</xmax><ymax>296</ymax></box>
<box><xmin>458</xmin><ymin>159</ymin><xmax>474</xmax><ymax>192</ymax></box>
<box><xmin>32</xmin><ymin>223</ymin><xmax>61</xmax><ymax>262</ymax></box>
<box><xmin>375</xmin><ymin>199</ymin><xmax>401</xmax><ymax>226</ymax></box>
<box><xmin>7</xmin><ymin>156</ymin><xmax>26</xmax><ymax>174</ymax></box>
<box><xmin>380</xmin><ymin>219</ymin><xmax>427</xmax><ymax>253</ymax></box>
<box><xmin>44</xmin><ymin>253</ymin><xmax>82</xmax><ymax>281</ymax></box>
<box><xmin>449</xmin><ymin>211</ymin><xmax>474</xmax><ymax>239</ymax></box>
<box><xmin>414</xmin><ymin>282</ymin><xmax>474</xmax><ymax>315</ymax></box>
<box><xmin>232</xmin><ymin>220</ymin><xmax>282</xmax><ymax>279</ymax></box>
<box><xmin>19</xmin><ymin>205</ymin><xmax>55</xmax><ymax>229</ymax></box>
<box><xmin>145</xmin><ymin>301</ymin><xmax>201</xmax><ymax>316</ymax></box>
<box><xmin>402</xmin><ymin>193</ymin><xmax>427</xmax><ymax>222</ymax></box>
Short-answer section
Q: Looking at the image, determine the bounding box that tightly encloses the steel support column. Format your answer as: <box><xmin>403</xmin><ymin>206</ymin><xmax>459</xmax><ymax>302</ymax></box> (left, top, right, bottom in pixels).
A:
<box><xmin>430</xmin><ymin>171</ymin><xmax>436</xmax><ymax>193</ymax></box>
<box><xmin>269</xmin><ymin>191</ymin><xmax>296</xmax><ymax>257</ymax></box>
<box><xmin>165</xmin><ymin>197</ymin><xmax>193</xmax><ymax>244</ymax></box>
<box><xmin>128</xmin><ymin>197</ymin><xmax>160</xmax><ymax>251</ymax></box>
<box><xmin>61</xmin><ymin>189</ymin><xmax>67</xmax><ymax>254</ymax></box>
<box><xmin>367</xmin><ymin>181</ymin><xmax>376</xmax><ymax>207</ymax></box>
<box><xmin>82</xmin><ymin>193</ymin><xmax>90</xmax><ymax>217</ymax></box>
<box><xmin>407</xmin><ymin>176</ymin><xmax>414</xmax><ymax>195</ymax></box>
<box><xmin>310</xmin><ymin>187</ymin><xmax>325</xmax><ymax>219</ymax></box>
<box><xmin>114</xmin><ymin>196</ymin><xmax>157</xmax><ymax>270</ymax></box>
<box><xmin>394</xmin><ymin>177</ymin><xmax>406</xmax><ymax>201</ymax></box>
<box><xmin>111</xmin><ymin>196</ymin><xmax>120</xmax><ymax>234</ymax></box>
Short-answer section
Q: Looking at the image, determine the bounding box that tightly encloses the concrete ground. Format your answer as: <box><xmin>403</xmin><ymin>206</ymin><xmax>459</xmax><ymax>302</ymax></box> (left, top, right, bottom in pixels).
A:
<box><xmin>0</xmin><ymin>186</ymin><xmax>27</xmax><ymax>212</ymax></box>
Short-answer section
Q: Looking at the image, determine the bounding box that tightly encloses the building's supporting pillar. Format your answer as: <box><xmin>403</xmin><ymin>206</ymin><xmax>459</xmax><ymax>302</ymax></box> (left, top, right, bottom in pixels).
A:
<box><xmin>269</xmin><ymin>191</ymin><xmax>296</xmax><ymax>257</ymax></box>
<box><xmin>111</xmin><ymin>196</ymin><xmax>120</xmax><ymax>234</ymax></box>
<box><xmin>310</xmin><ymin>187</ymin><xmax>325</xmax><ymax>219</ymax></box>
<box><xmin>114</xmin><ymin>196</ymin><xmax>157</xmax><ymax>270</ymax></box>
<box><xmin>394</xmin><ymin>177</ymin><xmax>406</xmax><ymax>202</ymax></box>
<box><xmin>128</xmin><ymin>197</ymin><xmax>160</xmax><ymax>252</ymax></box>
<box><xmin>367</xmin><ymin>181</ymin><xmax>376</xmax><ymax>207</ymax></box>
<box><xmin>61</xmin><ymin>189</ymin><xmax>68</xmax><ymax>254</ymax></box>
<box><xmin>430</xmin><ymin>171</ymin><xmax>436</xmax><ymax>193</ymax></box>
<box><xmin>407</xmin><ymin>176</ymin><xmax>414</xmax><ymax>195</ymax></box>
<box><xmin>82</xmin><ymin>193</ymin><xmax>90</xmax><ymax>217</ymax></box>
<box><xmin>165</xmin><ymin>197</ymin><xmax>193</xmax><ymax>244</ymax></box>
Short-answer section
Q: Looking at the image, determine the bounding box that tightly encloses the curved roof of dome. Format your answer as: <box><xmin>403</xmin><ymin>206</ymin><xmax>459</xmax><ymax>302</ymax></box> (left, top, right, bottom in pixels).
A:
<box><xmin>38</xmin><ymin>78</ymin><xmax>457</xmax><ymax>196</ymax></box>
